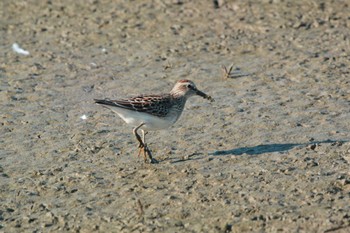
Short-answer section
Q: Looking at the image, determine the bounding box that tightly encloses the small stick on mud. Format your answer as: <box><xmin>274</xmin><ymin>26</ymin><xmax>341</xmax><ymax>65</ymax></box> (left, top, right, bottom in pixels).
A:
<box><xmin>137</xmin><ymin>199</ymin><xmax>144</xmax><ymax>216</ymax></box>
<box><xmin>221</xmin><ymin>63</ymin><xmax>234</xmax><ymax>79</ymax></box>
<box><xmin>163</xmin><ymin>61</ymin><xmax>173</xmax><ymax>70</ymax></box>
<box><xmin>221</xmin><ymin>63</ymin><xmax>253</xmax><ymax>79</ymax></box>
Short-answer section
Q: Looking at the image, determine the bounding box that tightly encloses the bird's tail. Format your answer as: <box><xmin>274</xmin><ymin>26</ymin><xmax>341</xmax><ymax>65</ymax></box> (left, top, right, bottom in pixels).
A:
<box><xmin>94</xmin><ymin>99</ymin><xmax>117</xmax><ymax>107</ymax></box>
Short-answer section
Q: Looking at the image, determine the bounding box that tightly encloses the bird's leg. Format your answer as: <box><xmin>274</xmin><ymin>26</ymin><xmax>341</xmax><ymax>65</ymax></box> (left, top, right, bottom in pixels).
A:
<box><xmin>133</xmin><ymin>124</ymin><xmax>157</xmax><ymax>163</ymax></box>
<box><xmin>133</xmin><ymin>123</ymin><xmax>145</xmax><ymax>157</ymax></box>
<box><xmin>142</xmin><ymin>130</ymin><xmax>157</xmax><ymax>163</ymax></box>
<box><xmin>141</xmin><ymin>130</ymin><xmax>147</xmax><ymax>160</ymax></box>
<box><xmin>141</xmin><ymin>130</ymin><xmax>157</xmax><ymax>164</ymax></box>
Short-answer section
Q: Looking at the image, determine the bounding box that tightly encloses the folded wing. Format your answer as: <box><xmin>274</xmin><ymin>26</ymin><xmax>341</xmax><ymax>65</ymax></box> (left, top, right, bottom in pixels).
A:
<box><xmin>94</xmin><ymin>95</ymin><xmax>173</xmax><ymax>118</ymax></box>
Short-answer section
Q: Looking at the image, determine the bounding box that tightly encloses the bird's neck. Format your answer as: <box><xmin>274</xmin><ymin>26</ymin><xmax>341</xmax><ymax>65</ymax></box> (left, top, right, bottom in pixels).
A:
<box><xmin>170</xmin><ymin>92</ymin><xmax>188</xmax><ymax>102</ymax></box>
<box><xmin>170</xmin><ymin>88</ymin><xmax>188</xmax><ymax>98</ymax></box>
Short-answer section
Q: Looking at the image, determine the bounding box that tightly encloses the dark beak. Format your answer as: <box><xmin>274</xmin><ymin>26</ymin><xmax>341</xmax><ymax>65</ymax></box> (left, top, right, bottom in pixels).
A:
<box><xmin>195</xmin><ymin>89</ymin><xmax>214</xmax><ymax>102</ymax></box>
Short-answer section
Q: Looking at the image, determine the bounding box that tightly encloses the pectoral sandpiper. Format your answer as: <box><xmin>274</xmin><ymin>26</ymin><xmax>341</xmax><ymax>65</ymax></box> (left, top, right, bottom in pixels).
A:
<box><xmin>94</xmin><ymin>79</ymin><xmax>213</xmax><ymax>163</ymax></box>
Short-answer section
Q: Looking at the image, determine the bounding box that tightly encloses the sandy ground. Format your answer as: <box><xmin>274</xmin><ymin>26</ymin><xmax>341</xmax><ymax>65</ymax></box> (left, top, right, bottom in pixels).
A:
<box><xmin>1</xmin><ymin>0</ymin><xmax>350</xmax><ymax>232</ymax></box>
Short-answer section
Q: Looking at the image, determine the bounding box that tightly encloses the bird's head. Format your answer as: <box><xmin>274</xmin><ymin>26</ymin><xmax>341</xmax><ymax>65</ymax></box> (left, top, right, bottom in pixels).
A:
<box><xmin>170</xmin><ymin>79</ymin><xmax>214</xmax><ymax>101</ymax></box>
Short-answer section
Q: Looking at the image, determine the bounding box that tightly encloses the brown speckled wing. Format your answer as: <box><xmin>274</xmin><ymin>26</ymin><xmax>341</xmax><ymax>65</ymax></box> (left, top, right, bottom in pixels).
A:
<box><xmin>95</xmin><ymin>94</ymin><xmax>173</xmax><ymax>118</ymax></box>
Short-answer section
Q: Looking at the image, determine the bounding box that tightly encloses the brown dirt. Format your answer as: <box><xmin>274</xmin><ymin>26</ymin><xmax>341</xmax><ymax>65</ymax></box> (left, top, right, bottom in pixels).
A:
<box><xmin>1</xmin><ymin>0</ymin><xmax>350</xmax><ymax>232</ymax></box>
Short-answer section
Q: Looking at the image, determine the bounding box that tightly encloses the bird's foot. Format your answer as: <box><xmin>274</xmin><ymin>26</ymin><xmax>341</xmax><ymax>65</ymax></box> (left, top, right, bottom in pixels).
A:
<box><xmin>144</xmin><ymin>145</ymin><xmax>158</xmax><ymax>164</ymax></box>
<box><xmin>137</xmin><ymin>143</ymin><xmax>158</xmax><ymax>164</ymax></box>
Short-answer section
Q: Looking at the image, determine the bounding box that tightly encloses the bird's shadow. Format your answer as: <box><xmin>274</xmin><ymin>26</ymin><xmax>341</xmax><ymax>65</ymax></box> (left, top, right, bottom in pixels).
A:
<box><xmin>210</xmin><ymin>139</ymin><xmax>346</xmax><ymax>156</ymax></box>
<box><xmin>163</xmin><ymin>139</ymin><xmax>346</xmax><ymax>164</ymax></box>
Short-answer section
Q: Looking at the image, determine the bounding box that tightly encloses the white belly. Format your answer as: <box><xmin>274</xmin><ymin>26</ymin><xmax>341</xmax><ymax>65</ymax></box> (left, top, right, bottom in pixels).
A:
<box><xmin>110</xmin><ymin>107</ymin><xmax>179</xmax><ymax>131</ymax></box>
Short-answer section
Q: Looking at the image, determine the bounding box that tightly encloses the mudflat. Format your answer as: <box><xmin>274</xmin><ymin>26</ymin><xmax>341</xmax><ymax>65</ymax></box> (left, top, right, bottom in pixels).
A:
<box><xmin>1</xmin><ymin>1</ymin><xmax>349</xmax><ymax>232</ymax></box>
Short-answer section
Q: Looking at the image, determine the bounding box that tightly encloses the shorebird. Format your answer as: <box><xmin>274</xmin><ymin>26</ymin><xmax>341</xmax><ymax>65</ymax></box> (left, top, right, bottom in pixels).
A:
<box><xmin>94</xmin><ymin>79</ymin><xmax>213</xmax><ymax>163</ymax></box>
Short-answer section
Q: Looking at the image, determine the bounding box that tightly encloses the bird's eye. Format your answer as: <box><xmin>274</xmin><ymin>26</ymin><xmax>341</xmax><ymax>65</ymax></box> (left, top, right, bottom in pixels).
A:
<box><xmin>187</xmin><ymin>84</ymin><xmax>193</xmax><ymax>89</ymax></box>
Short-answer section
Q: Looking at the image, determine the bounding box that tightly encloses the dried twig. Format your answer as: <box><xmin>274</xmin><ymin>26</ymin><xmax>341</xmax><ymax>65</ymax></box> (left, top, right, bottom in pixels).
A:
<box><xmin>163</xmin><ymin>61</ymin><xmax>173</xmax><ymax>70</ymax></box>
<box><xmin>221</xmin><ymin>63</ymin><xmax>253</xmax><ymax>79</ymax></box>
<box><xmin>136</xmin><ymin>199</ymin><xmax>144</xmax><ymax>216</ymax></box>
<box><xmin>221</xmin><ymin>63</ymin><xmax>234</xmax><ymax>79</ymax></box>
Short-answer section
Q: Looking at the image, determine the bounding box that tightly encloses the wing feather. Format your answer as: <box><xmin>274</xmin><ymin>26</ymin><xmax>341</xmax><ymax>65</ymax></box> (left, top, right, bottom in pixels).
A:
<box><xmin>94</xmin><ymin>94</ymin><xmax>173</xmax><ymax>117</ymax></box>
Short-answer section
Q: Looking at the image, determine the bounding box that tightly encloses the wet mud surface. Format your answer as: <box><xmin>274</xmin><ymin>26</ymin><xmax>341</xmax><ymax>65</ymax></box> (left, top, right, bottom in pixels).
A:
<box><xmin>1</xmin><ymin>0</ymin><xmax>350</xmax><ymax>232</ymax></box>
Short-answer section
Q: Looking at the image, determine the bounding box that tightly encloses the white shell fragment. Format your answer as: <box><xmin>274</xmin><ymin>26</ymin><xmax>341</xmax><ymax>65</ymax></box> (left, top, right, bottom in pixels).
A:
<box><xmin>80</xmin><ymin>115</ymin><xmax>88</xmax><ymax>120</ymax></box>
<box><xmin>12</xmin><ymin>43</ymin><xmax>30</xmax><ymax>55</ymax></box>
